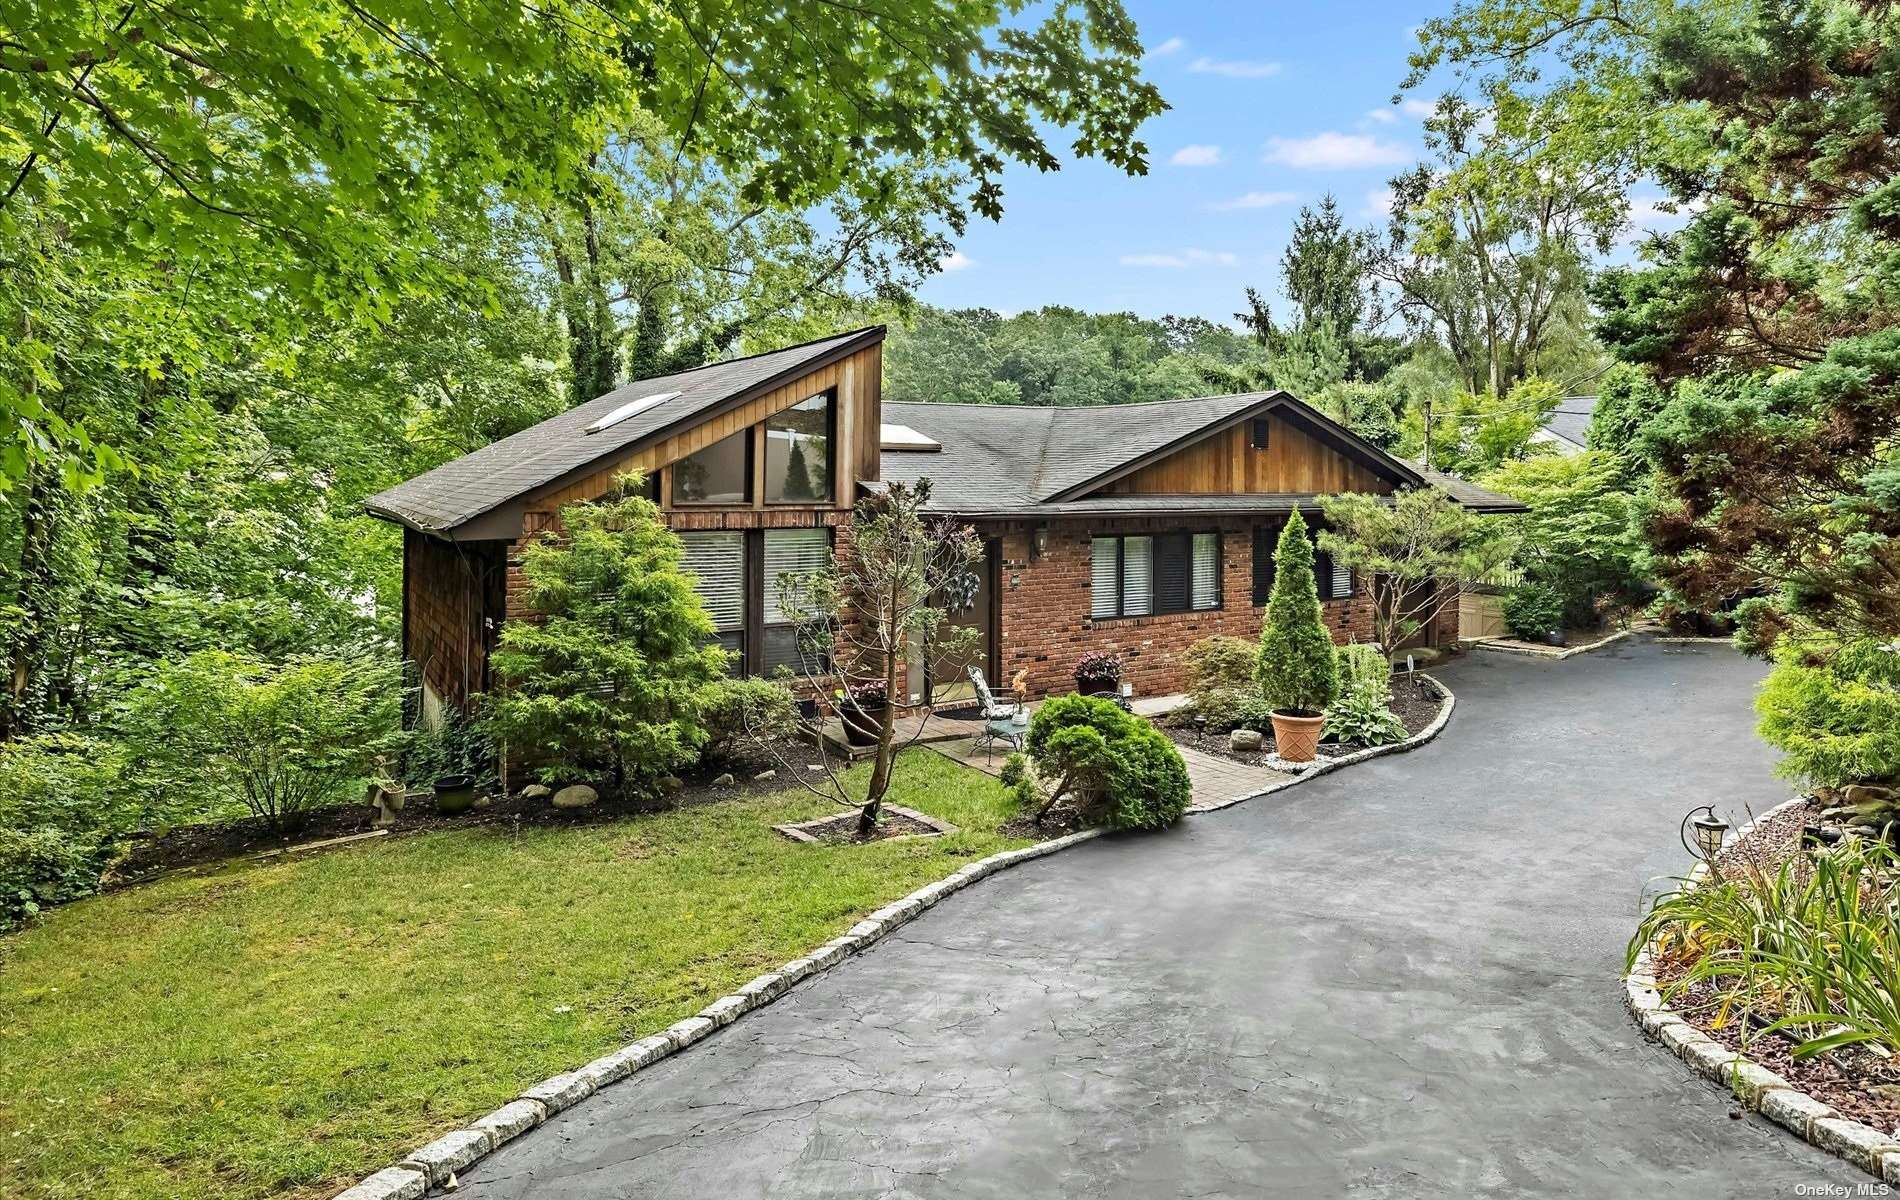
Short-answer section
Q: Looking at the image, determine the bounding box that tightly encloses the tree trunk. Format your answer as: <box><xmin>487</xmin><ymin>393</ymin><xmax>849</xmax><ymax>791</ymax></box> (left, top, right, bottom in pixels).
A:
<box><xmin>2</xmin><ymin>463</ymin><xmax>57</xmax><ymax>741</ymax></box>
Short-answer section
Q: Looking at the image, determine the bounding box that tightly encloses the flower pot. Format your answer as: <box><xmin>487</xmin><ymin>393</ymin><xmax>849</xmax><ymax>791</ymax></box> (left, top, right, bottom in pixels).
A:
<box><xmin>1269</xmin><ymin>711</ymin><xmax>1326</xmax><ymax>763</ymax></box>
<box><xmin>1544</xmin><ymin>629</ymin><xmax>1568</xmax><ymax>647</ymax></box>
<box><xmin>840</xmin><ymin>705</ymin><xmax>881</xmax><ymax>747</ymax></box>
<box><xmin>1076</xmin><ymin>676</ymin><xmax>1119</xmax><ymax>698</ymax></box>
<box><xmin>434</xmin><ymin>774</ymin><xmax>478</xmax><ymax>815</ymax></box>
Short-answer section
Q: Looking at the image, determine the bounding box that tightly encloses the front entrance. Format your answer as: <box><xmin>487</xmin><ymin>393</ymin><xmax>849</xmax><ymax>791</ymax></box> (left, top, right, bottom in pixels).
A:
<box><xmin>927</xmin><ymin>537</ymin><xmax>1001</xmax><ymax>705</ymax></box>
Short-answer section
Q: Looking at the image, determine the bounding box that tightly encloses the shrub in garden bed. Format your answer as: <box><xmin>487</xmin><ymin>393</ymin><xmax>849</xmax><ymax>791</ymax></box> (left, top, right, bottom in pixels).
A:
<box><xmin>0</xmin><ymin>734</ymin><xmax>132</xmax><ymax>930</ymax></box>
<box><xmin>1503</xmin><ymin>583</ymin><xmax>1566</xmax><ymax>642</ymax></box>
<box><xmin>1183</xmin><ymin>636</ymin><xmax>1261</xmax><ymax>731</ymax></box>
<box><xmin>1328</xmin><ymin>645</ymin><xmax>1406</xmax><ymax>748</ymax></box>
<box><xmin>1019</xmin><ymin>694</ymin><xmax>1189</xmax><ymax>830</ymax></box>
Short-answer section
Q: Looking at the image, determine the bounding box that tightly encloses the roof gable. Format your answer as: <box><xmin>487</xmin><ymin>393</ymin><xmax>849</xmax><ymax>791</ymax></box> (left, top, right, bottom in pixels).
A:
<box><xmin>366</xmin><ymin>326</ymin><xmax>884</xmax><ymax>535</ymax></box>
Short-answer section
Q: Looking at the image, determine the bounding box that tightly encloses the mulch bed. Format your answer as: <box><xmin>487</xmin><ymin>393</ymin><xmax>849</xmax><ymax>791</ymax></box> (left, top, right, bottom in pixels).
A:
<box><xmin>106</xmin><ymin>733</ymin><xmax>841</xmax><ymax>885</ymax></box>
<box><xmin>773</xmin><ymin>806</ymin><xmax>951</xmax><ymax>846</ymax></box>
<box><xmin>1159</xmin><ymin>673</ymin><xmax>1445</xmax><ymax>767</ymax></box>
<box><xmin>1651</xmin><ymin>793</ymin><xmax>1900</xmax><ymax>1133</ymax></box>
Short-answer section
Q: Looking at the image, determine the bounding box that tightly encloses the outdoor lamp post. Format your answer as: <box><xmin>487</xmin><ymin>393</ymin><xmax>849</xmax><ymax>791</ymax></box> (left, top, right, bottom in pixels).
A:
<box><xmin>1680</xmin><ymin>804</ymin><xmax>1731</xmax><ymax>879</ymax></box>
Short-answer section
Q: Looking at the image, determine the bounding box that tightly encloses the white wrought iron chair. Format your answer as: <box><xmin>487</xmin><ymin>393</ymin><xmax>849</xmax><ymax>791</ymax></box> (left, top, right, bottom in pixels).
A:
<box><xmin>967</xmin><ymin>666</ymin><xmax>1027</xmax><ymax>759</ymax></box>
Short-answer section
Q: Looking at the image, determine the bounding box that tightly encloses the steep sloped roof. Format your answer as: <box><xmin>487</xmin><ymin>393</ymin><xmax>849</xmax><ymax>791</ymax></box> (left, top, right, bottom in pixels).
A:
<box><xmin>365</xmin><ymin>326</ymin><xmax>884</xmax><ymax>534</ymax></box>
<box><xmin>1539</xmin><ymin>397</ymin><xmax>1599</xmax><ymax>450</ymax></box>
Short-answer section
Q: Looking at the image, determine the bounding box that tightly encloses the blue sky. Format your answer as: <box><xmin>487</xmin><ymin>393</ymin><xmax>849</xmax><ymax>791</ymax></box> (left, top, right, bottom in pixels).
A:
<box><xmin>916</xmin><ymin>1</ymin><xmax>1441</xmax><ymax>325</ymax></box>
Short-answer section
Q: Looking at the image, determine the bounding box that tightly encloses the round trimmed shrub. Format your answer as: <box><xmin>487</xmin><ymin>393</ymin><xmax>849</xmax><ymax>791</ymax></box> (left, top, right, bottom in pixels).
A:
<box><xmin>1105</xmin><ymin>725</ymin><xmax>1191</xmax><ymax>829</ymax></box>
<box><xmin>1503</xmin><ymin>583</ymin><xmax>1565</xmax><ymax>640</ymax></box>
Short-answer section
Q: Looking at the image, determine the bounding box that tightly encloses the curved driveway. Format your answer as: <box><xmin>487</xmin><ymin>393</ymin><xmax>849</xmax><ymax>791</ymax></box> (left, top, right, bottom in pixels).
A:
<box><xmin>459</xmin><ymin>640</ymin><xmax>1853</xmax><ymax>1197</ymax></box>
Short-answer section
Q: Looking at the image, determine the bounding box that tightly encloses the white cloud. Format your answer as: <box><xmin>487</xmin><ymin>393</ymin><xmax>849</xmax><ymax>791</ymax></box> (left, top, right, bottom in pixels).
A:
<box><xmin>1170</xmin><ymin>143</ymin><xmax>1225</xmax><ymax>167</ymax></box>
<box><xmin>1147</xmin><ymin>36</ymin><xmax>1187</xmax><ymax>58</ymax></box>
<box><xmin>1362</xmin><ymin>187</ymin><xmax>1395</xmax><ymax>220</ymax></box>
<box><xmin>1188</xmin><ymin>56</ymin><xmax>1282</xmax><ymax>79</ymax></box>
<box><xmin>938</xmin><ymin>250</ymin><xmax>974</xmax><ymax>272</ymax></box>
<box><xmin>1263</xmin><ymin>132</ymin><xmax>1411</xmax><ymax>170</ymax></box>
<box><xmin>1119</xmin><ymin>248</ymin><xmax>1239</xmax><ymax>269</ymax></box>
<box><xmin>1362</xmin><ymin>97</ymin><xmax>1435</xmax><ymax>126</ymax></box>
<box><xmin>1209</xmin><ymin>190</ymin><xmax>1298</xmax><ymax>211</ymax></box>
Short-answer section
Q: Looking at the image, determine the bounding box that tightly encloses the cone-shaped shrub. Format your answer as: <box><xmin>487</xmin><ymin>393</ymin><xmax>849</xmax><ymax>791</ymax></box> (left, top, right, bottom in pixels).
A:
<box><xmin>1256</xmin><ymin>508</ymin><xmax>1339</xmax><ymax>717</ymax></box>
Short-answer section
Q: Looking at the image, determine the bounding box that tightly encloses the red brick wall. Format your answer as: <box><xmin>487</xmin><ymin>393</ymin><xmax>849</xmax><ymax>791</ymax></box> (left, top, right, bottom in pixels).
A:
<box><xmin>983</xmin><ymin>517</ymin><xmax>1380</xmax><ymax>700</ymax></box>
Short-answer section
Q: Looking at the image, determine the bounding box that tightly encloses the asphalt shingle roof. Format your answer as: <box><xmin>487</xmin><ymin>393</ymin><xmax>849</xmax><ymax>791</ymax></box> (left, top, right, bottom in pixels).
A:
<box><xmin>365</xmin><ymin>327</ymin><xmax>882</xmax><ymax>533</ymax></box>
<box><xmin>1539</xmin><ymin>397</ymin><xmax>1599</xmax><ymax>450</ymax></box>
<box><xmin>880</xmin><ymin>398</ymin><xmax>1525</xmax><ymax>515</ymax></box>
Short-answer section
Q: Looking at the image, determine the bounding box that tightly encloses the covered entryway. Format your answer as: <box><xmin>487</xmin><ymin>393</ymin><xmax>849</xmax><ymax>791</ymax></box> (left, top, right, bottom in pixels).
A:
<box><xmin>925</xmin><ymin>537</ymin><xmax>1000</xmax><ymax>705</ymax></box>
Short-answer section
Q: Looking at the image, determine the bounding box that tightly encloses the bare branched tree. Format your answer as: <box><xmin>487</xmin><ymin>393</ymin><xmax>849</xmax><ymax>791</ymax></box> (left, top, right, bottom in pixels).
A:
<box><xmin>742</xmin><ymin>479</ymin><xmax>982</xmax><ymax>835</ymax></box>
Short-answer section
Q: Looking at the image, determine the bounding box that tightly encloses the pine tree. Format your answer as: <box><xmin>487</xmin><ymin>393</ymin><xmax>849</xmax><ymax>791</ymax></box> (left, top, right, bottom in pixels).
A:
<box><xmin>783</xmin><ymin>438</ymin><xmax>816</xmax><ymax>501</ymax></box>
<box><xmin>1256</xmin><ymin>509</ymin><xmax>1340</xmax><ymax>716</ymax></box>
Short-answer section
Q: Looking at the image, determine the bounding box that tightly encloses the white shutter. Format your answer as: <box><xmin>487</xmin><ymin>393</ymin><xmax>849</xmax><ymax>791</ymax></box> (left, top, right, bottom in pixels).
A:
<box><xmin>763</xmin><ymin>528</ymin><xmax>831</xmax><ymax>623</ymax></box>
<box><xmin>1192</xmin><ymin>533</ymin><xmax>1219</xmax><ymax>610</ymax></box>
<box><xmin>1091</xmin><ymin>537</ymin><xmax>1120</xmax><ymax>618</ymax></box>
<box><xmin>1332</xmin><ymin>559</ymin><xmax>1353</xmax><ymax>598</ymax></box>
<box><xmin>1122</xmin><ymin>536</ymin><xmax>1153</xmax><ymax>616</ymax></box>
<box><xmin>679</xmin><ymin>532</ymin><xmax>745</xmax><ymax>631</ymax></box>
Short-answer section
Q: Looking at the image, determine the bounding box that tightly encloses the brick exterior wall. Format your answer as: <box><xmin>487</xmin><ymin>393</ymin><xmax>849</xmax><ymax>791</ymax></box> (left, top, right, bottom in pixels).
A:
<box><xmin>980</xmin><ymin>516</ymin><xmax>1380</xmax><ymax>700</ymax></box>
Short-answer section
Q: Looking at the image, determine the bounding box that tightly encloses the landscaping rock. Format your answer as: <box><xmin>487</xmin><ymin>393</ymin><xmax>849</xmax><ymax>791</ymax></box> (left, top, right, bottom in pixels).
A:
<box><xmin>1809</xmin><ymin>1116</ymin><xmax>1900</xmax><ymax>1173</ymax></box>
<box><xmin>754</xmin><ymin>769</ymin><xmax>778</xmax><ymax>782</ymax></box>
<box><xmin>1228</xmin><ymin>728</ymin><xmax>1264</xmax><ymax>752</ymax></box>
<box><xmin>519</xmin><ymin>1071</ymin><xmax>595</xmax><ymax>1114</ymax></box>
<box><xmin>468</xmin><ymin>1099</ymin><xmax>546</xmax><ymax>1149</ymax></box>
<box><xmin>711</xmin><ymin>772</ymin><xmax>736</xmax><ymax>786</ymax></box>
<box><xmin>1761</xmin><ymin>1086</ymin><xmax>1834</xmax><ymax>1136</ymax></box>
<box><xmin>521</xmin><ymin>784</ymin><xmax>552</xmax><ymax>800</ymax></box>
<box><xmin>551</xmin><ymin>784</ymin><xmax>598</xmax><ymax>810</ymax></box>
<box><xmin>659</xmin><ymin>775</ymin><xmax>683</xmax><ymax>794</ymax></box>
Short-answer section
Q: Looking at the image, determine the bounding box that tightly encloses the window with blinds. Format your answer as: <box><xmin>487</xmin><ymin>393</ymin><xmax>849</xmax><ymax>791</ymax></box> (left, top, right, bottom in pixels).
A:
<box><xmin>1256</xmin><ymin>521</ymin><xmax>1352</xmax><ymax>604</ymax></box>
<box><xmin>1092</xmin><ymin>532</ymin><xmax>1218</xmax><ymax>618</ymax></box>
<box><xmin>1091</xmin><ymin>537</ymin><xmax>1119</xmax><ymax>618</ymax></box>
<box><xmin>679</xmin><ymin>531</ymin><xmax>746</xmax><ymax>668</ymax></box>
<box><xmin>762</xmin><ymin>528</ymin><xmax>832</xmax><ymax>674</ymax></box>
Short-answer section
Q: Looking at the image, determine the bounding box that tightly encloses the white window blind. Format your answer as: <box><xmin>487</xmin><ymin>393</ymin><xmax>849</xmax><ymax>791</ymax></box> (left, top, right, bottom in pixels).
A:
<box><xmin>1122</xmin><ymin>536</ymin><xmax>1153</xmax><ymax>617</ymax></box>
<box><xmin>1192</xmin><ymin>533</ymin><xmax>1219</xmax><ymax>610</ymax></box>
<box><xmin>678</xmin><ymin>532</ymin><xmax>744</xmax><ymax>631</ymax></box>
<box><xmin>763</xmin><ymin>528</ymin><xmax>831</xmax><ymax>624</ymax></box>
<box><xmin>1331</xmin><ymin>559</ymin><xmax>1352</xmax><ymax>599</ymax></box>
<box><xmin>1091</xmin><ymin>537</ymin><xmax>1119</xmax><ymax>619</ymax></box>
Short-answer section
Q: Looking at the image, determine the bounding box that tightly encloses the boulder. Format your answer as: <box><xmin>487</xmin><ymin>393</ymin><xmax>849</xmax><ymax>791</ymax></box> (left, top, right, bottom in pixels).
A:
<box><xmin>711</xmin><ymin>772</ymin><xmax>736</xmax><ymax>787</ymax></box>
<box><xmin>1229</xmin><ymin>728</ymin><xmax>1264</xmax><ymax>752</ymax></box>
<box><xmin>551</xmin><ymin>784</ymin><xmax>598</xmax><ymax>810</ymax></box>
<box><xmin>521</xmin><ymin>784</ymin><xmax>552</xmax><ymax>800</ymax></box>
<box><xmin>753</xmin><ymin>769</ymin><xmax>778</xmax><ymax>782</ymax></box>
<box><xmin>658</xmin><ymin>775</ymin><xmax>684</xmax><ymax>794</ymax></box>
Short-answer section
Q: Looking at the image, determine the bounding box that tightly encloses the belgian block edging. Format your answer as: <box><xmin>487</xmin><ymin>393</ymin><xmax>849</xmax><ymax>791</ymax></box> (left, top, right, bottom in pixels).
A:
<box><xmin>1473</xmin><ymin>627</ymin><xmax>1635</xmax><ymax>660</ymax></box>
<box><xmin>334</xmin><ymin>676</ymin><xmax>1459</xmax><ymax>1198</ymax></box>
<box><xmin>1625</xmin><ymin>795</ymin><xmax>1900</xmax><ymax>1182</ymax></box>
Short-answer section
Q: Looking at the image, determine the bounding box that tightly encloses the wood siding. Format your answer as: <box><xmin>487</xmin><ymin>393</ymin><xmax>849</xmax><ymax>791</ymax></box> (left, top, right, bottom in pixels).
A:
<box><xmin>1102</xmin><ymin>413</ymin><xmax>1392</xmax><ymax>496</ymax></box>
<box><xmin>404</xmin><ymin>530</ymin><xmax>506</xmax><ymax>716</ymax></box>
<box><xmin>523</xmin><ymin>342</ymin><xmax>881</xmax><ymax>523</ymax></box>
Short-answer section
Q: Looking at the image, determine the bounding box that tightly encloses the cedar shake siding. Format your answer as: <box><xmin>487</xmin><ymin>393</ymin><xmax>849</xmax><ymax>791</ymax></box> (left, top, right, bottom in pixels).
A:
<box><xmin>404</xmin><ymin>530</ymin><xmax>506</xmax><ymax>719</ymax></box>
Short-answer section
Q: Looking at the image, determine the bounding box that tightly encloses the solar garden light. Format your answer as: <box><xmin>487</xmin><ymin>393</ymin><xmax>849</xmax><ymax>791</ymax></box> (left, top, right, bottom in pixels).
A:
<box><xmin>1680</xmin><ymin>804</ymin><xmax>1731</xmax><ymax>879</ymax></box>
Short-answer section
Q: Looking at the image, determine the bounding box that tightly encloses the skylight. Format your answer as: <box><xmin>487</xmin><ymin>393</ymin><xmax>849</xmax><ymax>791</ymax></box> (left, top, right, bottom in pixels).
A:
<box><xmin>880</xmin><ymin>423</ymin><xmax>941</xmax><ymax>451</ymax></box>
<box><xmin>584</xmin><ymin>391</ymin><xmax>681</xmax><ymax>434</ymax></box>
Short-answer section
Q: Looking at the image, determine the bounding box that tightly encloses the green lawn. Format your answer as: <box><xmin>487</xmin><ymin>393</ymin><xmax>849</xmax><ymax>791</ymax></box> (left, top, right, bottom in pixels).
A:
<box><xmin>0</xmin><ymin>751</ymin><xmax>1028</xmax><ymax>1200</ymax></box>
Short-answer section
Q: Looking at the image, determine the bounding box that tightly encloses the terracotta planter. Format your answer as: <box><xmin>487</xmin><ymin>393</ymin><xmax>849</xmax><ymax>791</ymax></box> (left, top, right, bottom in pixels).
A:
<box><xmin>1269</xmin><ymin>711</ymin><xmax>1326</xmax><ymax>763</ymax></box>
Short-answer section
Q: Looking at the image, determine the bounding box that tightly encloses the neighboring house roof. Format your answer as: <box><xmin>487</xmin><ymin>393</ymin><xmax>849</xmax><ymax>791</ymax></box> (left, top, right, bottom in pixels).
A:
<box><xmin>880</xmin><ymin>396</ymin><xmax>1525</xmax><ymax>516</ymax></box>
<box><xmin>1536</xmin><ymin>396</ymin><xmax>1599</xmax><ymax>453</ymax></box>
<box><xmin>364</xmin><ymin>326</ymin><xmax>885</xmax><ymax>535</ymax></box>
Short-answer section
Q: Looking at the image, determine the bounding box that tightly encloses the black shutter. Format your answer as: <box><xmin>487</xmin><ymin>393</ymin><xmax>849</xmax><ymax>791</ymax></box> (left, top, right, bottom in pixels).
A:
<box><xmin>1253</xmin><ymin>526</ymin><xmax>1276</xmax><ymax>605</ymax></box>
<box><xmin>1313</xmin><ymin>544</ymin><xmax>1335</xmax><ymax>601</ymax></box>
<box><xmin>1154</xmin><ymin>533</ymin><xmax>1192</xmax><ymax>615</ymax></box>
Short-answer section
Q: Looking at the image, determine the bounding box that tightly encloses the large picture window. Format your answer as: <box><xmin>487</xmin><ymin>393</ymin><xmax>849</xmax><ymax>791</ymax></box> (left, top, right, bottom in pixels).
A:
<box><xmin>672</xmin><ymin>428</ymin><xmax>751</xmax><ymax>505</ymax></box>
<box><xmin>679</xmin><ymin>527</ymin><xmax>832</xmax><ymax>675</ymax></box>
<box><xmin>1091</xmin><ymin>532</ymin><xmax>1219</xmax><ymax>619</ymax></box>
<box><xmin>764</xmin><ymin>393</ymin><xmax>833</xmax><ymax>504</ymax></box>
<box><xmin>1253</xmin><ymin>522</ymin><xmax>1354</xmax><ymax>605</ymax></box>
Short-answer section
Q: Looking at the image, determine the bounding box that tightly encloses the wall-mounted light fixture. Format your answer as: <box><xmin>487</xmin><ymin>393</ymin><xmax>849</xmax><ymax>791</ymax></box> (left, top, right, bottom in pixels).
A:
<box><xmin>1030</xmin><ymin>524</ymin><xmax>1050</xmax><ymax>561</ymax></box>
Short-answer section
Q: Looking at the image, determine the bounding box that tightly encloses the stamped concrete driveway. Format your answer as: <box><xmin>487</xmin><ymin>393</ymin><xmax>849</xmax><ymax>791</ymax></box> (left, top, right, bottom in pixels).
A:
<box><xmin>459</xmin><ymin>639</ymin><xmax>1855</xmax><ymax>1198</ymax></box>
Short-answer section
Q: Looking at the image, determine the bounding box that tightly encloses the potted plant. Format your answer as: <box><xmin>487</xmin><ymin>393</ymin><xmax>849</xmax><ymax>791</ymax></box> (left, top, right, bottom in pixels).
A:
<box><xmin>837</xmin><ymin>680</ymin><xmax>887</xmax><ymax>747</ymax></box>
<box><xmin>408</xmin><ymin>702</ymin><xmax>492</xmax><ymax>814</ymax></box>
<box><xmin>1255</xmin><ymin>510</ymin><xmax>1340</xmax><ymax>763</ymax></box>
<box><xmin>1074</xmin><ymin>651</ymin><xmax>1123</xmax><ymax>697</ymax></box>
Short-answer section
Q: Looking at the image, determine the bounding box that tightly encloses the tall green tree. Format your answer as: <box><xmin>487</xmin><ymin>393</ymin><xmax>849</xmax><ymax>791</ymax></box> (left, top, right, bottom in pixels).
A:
<box><xmin>2</xmin><ymin>0</ymin><xmax>1167</xmax><ymax>481</ymax></box>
